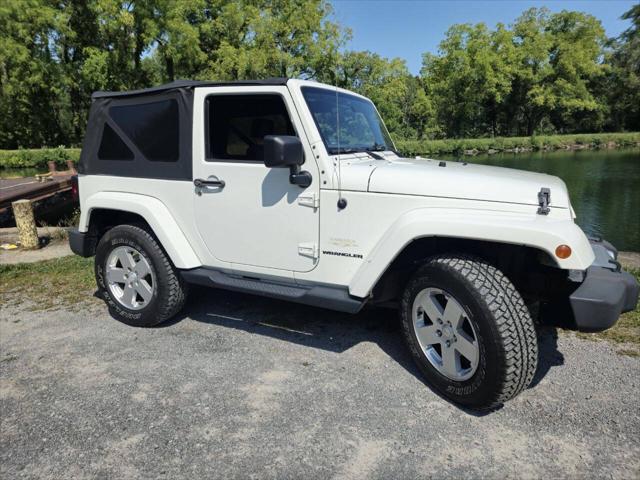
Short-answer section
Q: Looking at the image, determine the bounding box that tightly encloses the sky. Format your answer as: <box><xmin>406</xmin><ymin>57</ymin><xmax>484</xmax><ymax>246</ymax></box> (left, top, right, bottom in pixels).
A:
<box><xmin>330</xmin><ymin>0</ymin><xmax>637</xmax><ymax>74</ymax></box>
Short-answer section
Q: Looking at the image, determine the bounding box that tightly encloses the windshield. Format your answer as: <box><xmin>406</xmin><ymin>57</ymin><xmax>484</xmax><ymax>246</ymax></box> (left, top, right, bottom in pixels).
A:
<box><xmin>301</xmin><ymin>86</ymin><xmax>395</xmax><ymax>155</ymax></box>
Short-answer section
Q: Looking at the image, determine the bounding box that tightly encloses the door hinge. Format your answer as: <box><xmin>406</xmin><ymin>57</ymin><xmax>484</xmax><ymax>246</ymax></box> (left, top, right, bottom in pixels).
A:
<box><xmin>298</xmin><ymin>242</ymin><xmax>319</xmax><ymax>259</ymax></box>
<box><xmin>298</xmin><ymin>193</ymin><xmax>319</xmax><ymax>209</ymax></box>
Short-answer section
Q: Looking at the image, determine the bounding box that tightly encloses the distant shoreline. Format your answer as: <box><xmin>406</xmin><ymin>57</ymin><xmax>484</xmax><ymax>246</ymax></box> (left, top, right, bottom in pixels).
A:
<box><xmin>397</xmin><ymin>132</ymin><xmax>640</xmax><ymax>157</ymax></box>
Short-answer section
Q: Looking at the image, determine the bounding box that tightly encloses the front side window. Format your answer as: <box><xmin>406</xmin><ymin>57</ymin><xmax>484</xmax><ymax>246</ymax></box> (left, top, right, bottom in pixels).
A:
<box><xmin>206</xmin><ymin>94</ymin><xmax>295</xmax><ymax>161</ymax></box>
<box><xmin>301</xmin><ymin>86</ymin><xmax>394</xmax><ymax>154</ymax></box>
<box><xmin>109</xmin><ymin>99</ymin><xmax>180</xmax><ymax>162</ymax></box>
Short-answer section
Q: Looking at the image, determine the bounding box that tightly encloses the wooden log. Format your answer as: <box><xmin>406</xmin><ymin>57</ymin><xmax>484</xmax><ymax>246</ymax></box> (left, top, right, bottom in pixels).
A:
<box><xmin>12</xmin><ymin>199</ymin><xmax>39</xmax><ymax>250</ymax></box>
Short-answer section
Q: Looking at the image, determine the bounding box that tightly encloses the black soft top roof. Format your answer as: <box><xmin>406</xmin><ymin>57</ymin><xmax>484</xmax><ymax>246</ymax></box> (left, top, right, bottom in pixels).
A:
<box><xmin>92</xmin><ymin>78</ymin><xmax>289</xmax><ymax>99</ymax></box>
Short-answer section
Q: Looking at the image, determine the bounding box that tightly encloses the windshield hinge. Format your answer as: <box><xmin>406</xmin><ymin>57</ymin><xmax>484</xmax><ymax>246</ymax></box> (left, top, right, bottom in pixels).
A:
<box><xmin>298</xmin><ymin>193</ymin><xmax>319</xmax><ymax>209</ymax></box>
<box><xmin>298</xmin><ymin>242</ymin><xmax>319</xmax><ymax>259</ymax></box>
<box><xmin>537</xmin><ymin>188</ymin><xmax>551</xmax><ymax>215</ymax></box>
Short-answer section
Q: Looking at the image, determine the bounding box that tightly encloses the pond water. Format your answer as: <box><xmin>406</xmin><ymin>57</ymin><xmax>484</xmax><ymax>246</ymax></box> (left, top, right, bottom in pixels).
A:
<box><xmin>439</xmin><ymin>148</ymin><xmax>640</xmax><ymax>252</ymax></box>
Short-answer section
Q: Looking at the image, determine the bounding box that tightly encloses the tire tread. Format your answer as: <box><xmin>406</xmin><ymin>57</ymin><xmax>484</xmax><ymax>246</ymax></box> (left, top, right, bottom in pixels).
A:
<box><xmin>96</xmin><ymin>224</ymin><xmax>187</xmax><ymax>326</ymax></box>
<box><xmin>406</xmin><ymin>254</ymin><xmax>537</xmax><ymax>409</ymax></box>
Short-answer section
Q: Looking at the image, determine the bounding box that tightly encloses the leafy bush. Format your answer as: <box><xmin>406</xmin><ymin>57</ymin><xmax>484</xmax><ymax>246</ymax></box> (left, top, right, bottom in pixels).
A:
<box><xmin>0</xmin><ymin>147</ymin><xmax>81</xmax><ymax>169</ymax></box>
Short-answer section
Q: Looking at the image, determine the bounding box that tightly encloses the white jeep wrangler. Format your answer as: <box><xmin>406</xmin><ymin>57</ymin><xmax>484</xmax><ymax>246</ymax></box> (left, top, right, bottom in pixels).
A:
<box><xmin>70</xmin><ymin>78</ymin><xmax>639</xmax><ymax>410</ymax></box>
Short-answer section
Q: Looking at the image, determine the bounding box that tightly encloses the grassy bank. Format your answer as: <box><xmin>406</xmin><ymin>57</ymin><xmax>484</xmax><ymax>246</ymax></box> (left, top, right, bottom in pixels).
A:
<box><xmin>0</xmin><ymin>147</ymin><xmax>81</xmax><ymax>169</ymax></box>
<box><xmin>396</xmin><ymin>132</ymin><xmax>640</xmax><ymax>157</ymax></box>
<box><xmin>0</xmin><ymin>256</ymin><xmax>95</xmax><ymax>310</ymax></box>
<box><xmin>1</xmin><ymin>255</ymin><xmax>638</xmax><ymax>355</ymax></box>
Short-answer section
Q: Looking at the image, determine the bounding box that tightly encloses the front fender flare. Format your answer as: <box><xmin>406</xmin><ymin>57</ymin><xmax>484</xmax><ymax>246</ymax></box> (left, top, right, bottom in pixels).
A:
<box><xmin>80</xmin><ymin>192</ymin><xmax>201</xmax><ymax>269</ymax></box>
<box><xmin>349</xmin><ymin>208</ymin><xmax>594</xmax><ymax>298</ymax></box>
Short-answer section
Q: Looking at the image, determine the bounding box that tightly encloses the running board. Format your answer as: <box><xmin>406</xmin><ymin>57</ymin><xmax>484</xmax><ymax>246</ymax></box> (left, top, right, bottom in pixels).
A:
<box><xmin>181</xmin><ymin>268</ymin><xmax>366</xmax><ymax>314</ymax></box>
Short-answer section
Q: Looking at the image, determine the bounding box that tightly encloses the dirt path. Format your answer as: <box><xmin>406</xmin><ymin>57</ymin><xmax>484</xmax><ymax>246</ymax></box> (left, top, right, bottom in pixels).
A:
<box><xmin>0</xmin><ymin>227</ymin><xmax>72</xmax><ymax>264</ymax></box>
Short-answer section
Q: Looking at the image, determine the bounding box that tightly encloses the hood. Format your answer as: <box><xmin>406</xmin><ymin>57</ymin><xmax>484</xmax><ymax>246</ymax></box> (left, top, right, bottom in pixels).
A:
<box><xmin>339</xmin><ymin>155</ymin><xmax>570</xmax><ymax>209</ymax></box>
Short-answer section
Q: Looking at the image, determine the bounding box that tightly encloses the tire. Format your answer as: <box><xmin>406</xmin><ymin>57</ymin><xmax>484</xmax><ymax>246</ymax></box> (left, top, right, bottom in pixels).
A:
<box><xmin>95</xmin><ymin>224</ymin><xmax>188</xmax><ymax>327</ymax></box>
<box><xmin>400</xmin><ymin>254</ymin><xmax>537</xmax><ymax>410</ymax></box>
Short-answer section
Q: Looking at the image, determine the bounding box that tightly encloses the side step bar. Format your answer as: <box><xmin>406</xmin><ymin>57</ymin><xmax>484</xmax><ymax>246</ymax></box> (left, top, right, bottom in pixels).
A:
<box><xmin>181</xmin><ymin>268</ymin><xmax>366</xmax><ymax>314</ymax></box>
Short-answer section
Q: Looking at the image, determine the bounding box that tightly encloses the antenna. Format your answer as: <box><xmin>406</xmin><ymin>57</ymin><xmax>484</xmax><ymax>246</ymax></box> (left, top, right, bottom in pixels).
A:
<box><xmin>335</xmin><ymin>79</ymin><xmax>347</xmax><ymax>210</ymax></box>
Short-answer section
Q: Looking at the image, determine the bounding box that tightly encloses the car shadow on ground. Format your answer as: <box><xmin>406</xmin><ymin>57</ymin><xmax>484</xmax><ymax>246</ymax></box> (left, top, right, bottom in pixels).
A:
<box><xmin>157</xmin><ymin>286</ymin><xmax>565</xmax><ymax>414</ymax></box>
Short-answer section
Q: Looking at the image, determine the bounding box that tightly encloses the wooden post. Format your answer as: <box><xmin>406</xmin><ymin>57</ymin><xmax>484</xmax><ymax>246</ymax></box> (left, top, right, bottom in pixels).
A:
<box><xmin>12</xmin><ymin>199</ymin><xmax>39</xmax><ymax>250</ymax></box>
<box><xmin>48</xmin><ymin>161</ymin><xmax>57</xmax><ymax>173</ymax></box>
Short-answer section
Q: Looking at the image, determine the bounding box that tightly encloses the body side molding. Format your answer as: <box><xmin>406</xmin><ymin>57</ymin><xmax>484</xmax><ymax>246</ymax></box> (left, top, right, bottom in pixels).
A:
<box><xmin>181</xmin><ymin>268</ymin><xmax>366</xmax><ymax>314</ymax></box>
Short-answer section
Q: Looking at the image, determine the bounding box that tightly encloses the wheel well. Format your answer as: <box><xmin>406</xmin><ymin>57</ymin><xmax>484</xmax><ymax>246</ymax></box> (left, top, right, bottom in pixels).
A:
<box><xmin>84</xmin><ymin>209</ymin><xmax>152</xmax><ymax>256</ymax></box>
<box><xmin>370</xmin><ymin>236</ymin><xmax>565</xmax><ymax>306</ymax></box>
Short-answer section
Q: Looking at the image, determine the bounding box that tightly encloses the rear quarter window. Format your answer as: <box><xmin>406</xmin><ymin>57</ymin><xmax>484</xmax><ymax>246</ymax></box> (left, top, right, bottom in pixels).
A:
<box><xmin>97</xmin><ymin>123</ymin><xmax>134</xmax><ymax>161</ymax></box>
<box><xmin>108</xmin><ymin>99</ymin><xmax>180</xmax><ymax>162</ymax></box>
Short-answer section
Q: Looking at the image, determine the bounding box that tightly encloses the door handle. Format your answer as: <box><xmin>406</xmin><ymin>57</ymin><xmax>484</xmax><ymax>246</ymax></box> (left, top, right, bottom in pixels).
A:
<box><xmin>194</xmin><ymin>177</ymin><xmax>225</xmax><ymax>189</ymax></box>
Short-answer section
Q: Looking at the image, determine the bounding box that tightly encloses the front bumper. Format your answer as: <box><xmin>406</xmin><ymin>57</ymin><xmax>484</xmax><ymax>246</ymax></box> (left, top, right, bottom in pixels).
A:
<box><xmin>569</xmin><ymin>239</ymin><xmax>639</xmax><ymax>332</ymax></box>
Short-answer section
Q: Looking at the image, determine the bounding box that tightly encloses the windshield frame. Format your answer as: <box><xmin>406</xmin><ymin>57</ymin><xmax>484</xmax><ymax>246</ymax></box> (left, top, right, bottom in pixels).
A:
<box><xmin>300</xmin><ymin>86</ymin><xmax>396</xmax><ymax>155</ymax></box>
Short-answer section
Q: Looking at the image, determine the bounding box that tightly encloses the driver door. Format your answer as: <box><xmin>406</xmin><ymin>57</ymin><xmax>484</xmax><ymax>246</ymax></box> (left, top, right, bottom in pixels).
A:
<box><xmin>193</xmin><ymin>86</ymin><xmax>320</xmax><ymax>273</ymax></box>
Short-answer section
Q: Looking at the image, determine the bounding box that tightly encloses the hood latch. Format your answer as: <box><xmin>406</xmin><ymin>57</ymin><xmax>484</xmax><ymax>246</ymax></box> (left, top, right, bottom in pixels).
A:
<box><xmin>537</xmin><ymin>188</ymin><xmax>551</xmax><ymax>215</ymax></box>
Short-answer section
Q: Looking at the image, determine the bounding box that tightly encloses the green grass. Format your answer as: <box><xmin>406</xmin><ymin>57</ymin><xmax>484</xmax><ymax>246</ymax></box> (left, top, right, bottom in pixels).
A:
<box><xmin>396</xmin><ymin>132</ymin><xmax>640</xmax><ymax>157</ymax></box>
<box><xmin>0</xmin><ymin>256</ymin><xmax>95</xmax><ymax>311</ymax></box>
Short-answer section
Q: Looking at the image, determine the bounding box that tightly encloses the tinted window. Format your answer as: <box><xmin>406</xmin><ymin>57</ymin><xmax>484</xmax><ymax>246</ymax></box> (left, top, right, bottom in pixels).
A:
<box><xmin>109</xmin><ymin>99</ymin><xmax>179</xmax><ymax>162</ymax></box>
<box><xmin>207</xmin><ymin>95</ymin><xmax>295</xmax><ymax>161</ymax></box>
<box><xmin>97</xmin><ymin>123</ymin><xmax>134</xmax><ymax>161</ymax></box>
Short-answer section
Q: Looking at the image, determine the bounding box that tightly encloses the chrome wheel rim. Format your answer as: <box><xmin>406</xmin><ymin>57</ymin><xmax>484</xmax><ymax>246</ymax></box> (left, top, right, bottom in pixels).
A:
<box><xmin>412</xmin><ymin>287</ymin><xmax>479</xmax><ymax>381</ymax></box>
<box><xmin>106</xmin><ymin>246</ymin><xmax>155</xmax><ymax>310</ymax></box>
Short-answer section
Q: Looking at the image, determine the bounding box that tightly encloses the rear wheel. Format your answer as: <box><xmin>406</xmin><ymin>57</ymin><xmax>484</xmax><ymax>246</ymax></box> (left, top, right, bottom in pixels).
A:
<box><xmin>400</xmin><ymin>254</ymin><xmax>538</xmax><ymax>410</ymax></box>
<box><xmin>95</xmin><ymin>224</ymin><xmax>187</xmax><ymax>327</ymax></box>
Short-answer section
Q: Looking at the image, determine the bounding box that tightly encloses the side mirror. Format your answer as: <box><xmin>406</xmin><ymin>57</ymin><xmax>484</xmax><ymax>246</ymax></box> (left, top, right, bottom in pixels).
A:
<box><xmin>263</xmin><ymin>135</ymin><xmax>303</xmax><ymax>168</ymax></box>
<box><xmin>263</xmin><ymin>135</ymin><xmax>311</xmax><ymax>188</ymax></box>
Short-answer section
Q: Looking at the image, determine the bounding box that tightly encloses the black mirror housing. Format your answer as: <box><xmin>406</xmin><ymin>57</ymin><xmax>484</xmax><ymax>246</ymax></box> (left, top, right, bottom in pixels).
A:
<box><xmin>263</xmin><ymin>135</ymin><xmax>304</xmax><ymax>168</ymax></box>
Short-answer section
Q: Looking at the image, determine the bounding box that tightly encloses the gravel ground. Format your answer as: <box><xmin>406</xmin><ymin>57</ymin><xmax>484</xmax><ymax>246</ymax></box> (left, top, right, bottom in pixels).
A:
<box><xmin>1</xmin><ymin>287</ymin><xmax>639</xmax><ymax>479</ymax></box>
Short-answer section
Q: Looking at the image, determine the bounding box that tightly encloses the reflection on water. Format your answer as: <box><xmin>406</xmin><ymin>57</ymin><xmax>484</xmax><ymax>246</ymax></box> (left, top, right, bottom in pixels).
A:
<box><xmin>440</xmin><ymin>148</ymin><xmax>640</xmax><ymax>252</ymax></box>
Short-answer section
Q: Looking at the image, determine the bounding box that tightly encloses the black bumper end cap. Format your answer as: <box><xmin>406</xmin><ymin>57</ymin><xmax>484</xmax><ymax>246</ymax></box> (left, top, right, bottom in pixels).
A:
<box><xmin>569</xmin><ymin>267</ymin><xmax>639</xmax><ymax>332</ymax></box>
<box><xmin>68</xmin><ymin>228</ymin><xmax>94</xmax><ymax>257</ymax></box>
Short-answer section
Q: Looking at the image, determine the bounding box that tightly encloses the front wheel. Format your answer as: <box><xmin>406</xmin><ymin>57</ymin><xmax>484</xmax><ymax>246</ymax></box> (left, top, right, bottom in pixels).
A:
<box><xmin>400</xmin><ymin>254</ymin><xmax>538</xmax><ymax>410</ymax></box>
<box><xmin>95</xmin><ymin>224</ymin><xmax>188</xmax><ymax>327</ymax></box>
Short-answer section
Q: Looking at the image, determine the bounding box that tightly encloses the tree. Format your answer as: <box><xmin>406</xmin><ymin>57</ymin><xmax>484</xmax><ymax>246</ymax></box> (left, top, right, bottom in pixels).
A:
<box><xmin>604</xmin><ymin>4</ymin><xmax>640</xmax><ymax>131</ymax></box>
<box><xmin>0</xmin><ymin>0</ymin><xmax>66</xmax><ymax>148</ymax></box>
<box><xmin>0</xmin><ymin>0</ymin><xmax>347</xmax><ymax>148</ymax></box>
<box><xmin>503</xmin><ymin>8</ymin><xmax>606</xmax><ymax>135</ymax></box>
<box><xmin>336</xmin><ymin>51</ymin><xmax>435</xmax><ymax>140</ymax></box>
<box><xmin>420</xmin><ymin>7</ymin><xmax>610</xmax><ymax>137</ymax></box>
<box><xmin>0</xmin><ymin>2</ymin><xmax>637</xmax><ymax>148</ymax></box>
<box><xmin>195</xmin><ymin>0</ymin><xmax>346</xmax><ymax>81</ymax></box>
<box><xmin>422</xmin><ymin>22</ymin><xmax>514</xmax><ymax>137</ymax></box>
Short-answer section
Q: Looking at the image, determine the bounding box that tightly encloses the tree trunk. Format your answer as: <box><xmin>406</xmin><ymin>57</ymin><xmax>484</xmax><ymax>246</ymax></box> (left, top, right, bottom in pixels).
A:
<box><xmin>165</xmin><ymin>55</ymin><xmax>175</xmax><ymax>82</ymax></box>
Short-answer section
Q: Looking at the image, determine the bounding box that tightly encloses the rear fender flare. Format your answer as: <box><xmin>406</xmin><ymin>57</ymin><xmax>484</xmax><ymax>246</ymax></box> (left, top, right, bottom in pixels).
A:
<box><xmin>80</xmin><ymin>191</ymin><xmax>201</xmax><ymax>269</ymax></box>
